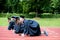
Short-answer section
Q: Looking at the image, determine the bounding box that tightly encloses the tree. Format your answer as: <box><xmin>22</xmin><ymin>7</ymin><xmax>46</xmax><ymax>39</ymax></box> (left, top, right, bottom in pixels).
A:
<box><xmin>6</xmin><ymin>0</ymin><xmax>20</xmax><ymax>13</ymax></box>
<box><xmin>0</xmin><ymin>0</ymin><xmax>6</xmax><ymax>13</ymax></box>
<box><xmin>28</xmin><ymin>0</ymin><xmax>51</xmax><ymax>17</ymax></box>
<box><xmin>50</xmin><ymin>0</ymin><xmax>59</xmax><ymax>14</ymax></box>
<box><xmin>20</xmin><ymin>0</ymin><xmax>30</xmax><ymax>13</ymax></box>
<box><xmin>55</xmin><ymin>0</ymin><xmax>60</xmax><ymax>14</ymax></box>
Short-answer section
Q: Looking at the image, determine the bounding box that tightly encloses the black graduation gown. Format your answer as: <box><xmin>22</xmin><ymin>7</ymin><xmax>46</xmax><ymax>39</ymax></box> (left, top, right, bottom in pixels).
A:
<box><xmin>23</xmin><ymin>20</ymin><xmax>41</xmax><ymax>36</ymax></box>
<box><xmin>13</xmin><ymin>20</ymin><xmax>41</xmax><ymax>36</ymax></box>
<box><xmin>14</xmin><ymin>24</ymin><xmax>24</xmax><ymax>34</ymax></box>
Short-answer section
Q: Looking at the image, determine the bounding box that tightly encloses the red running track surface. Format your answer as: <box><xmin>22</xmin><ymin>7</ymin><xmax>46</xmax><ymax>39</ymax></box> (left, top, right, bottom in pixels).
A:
<box><xmin>0</xmin><ymin>27</ymin><xmax>60</xmax><ymax>40</ymax></box>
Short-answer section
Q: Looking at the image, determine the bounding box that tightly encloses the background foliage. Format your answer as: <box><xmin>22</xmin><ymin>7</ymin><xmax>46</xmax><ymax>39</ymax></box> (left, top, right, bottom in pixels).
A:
<box><xmin>0</xmin><ymin>0</ymin><xmax>60</xmax><ymax>17</ymax></box>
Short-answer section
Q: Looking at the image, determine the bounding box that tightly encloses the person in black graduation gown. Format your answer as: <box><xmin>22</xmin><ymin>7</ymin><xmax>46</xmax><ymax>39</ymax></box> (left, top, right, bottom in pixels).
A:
<box><xmin>8</xmin><ymin>16</ymin><xmax>17</xmax><ymax>30</ymax></box>
<box><xmin>13</xmin><ymin>17</ymin><xmax>25</xmax><ymax>35</ymax></box>
<box><xmin>24</xmin><ymin>20</ymin><xmax>41</xmax><ymax>36</ymax></box>
<box><xmin>22</xmin><ymin>19</ymin><xmax>41</xmax><ymax>36</ymax></box>
<box><xmin>14</xmin><ymin>16</ymin><xmax>41</xmax><ymax>36</ymax></box>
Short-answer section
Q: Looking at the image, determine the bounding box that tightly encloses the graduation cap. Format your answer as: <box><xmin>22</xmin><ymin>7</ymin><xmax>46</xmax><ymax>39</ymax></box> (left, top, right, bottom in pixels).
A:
<box><xmin>20</xmin><ymin>15</ymin><xmax>25</xmax><ymax>18</ymax></box>
<box><xmin>15</xmin><ymin>17</ymin><xmax>20</xmax><ymax>22</ymax></box>
<box><xmin>11</xmin><ymin>16</ymin><xmax>19</xmax><ymax>19</ymax></box>
<box><xmin>15</xmin><ymin>17</ymin><xmax>19</xmax><ymax>20</ymax></box>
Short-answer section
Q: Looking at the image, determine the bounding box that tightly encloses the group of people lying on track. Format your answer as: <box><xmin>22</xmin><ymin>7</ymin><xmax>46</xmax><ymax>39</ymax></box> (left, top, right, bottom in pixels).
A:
<box><xmin>7</xmin><ymin>16</ymin><xmax>48</xmax><ymax>37</ymax></box>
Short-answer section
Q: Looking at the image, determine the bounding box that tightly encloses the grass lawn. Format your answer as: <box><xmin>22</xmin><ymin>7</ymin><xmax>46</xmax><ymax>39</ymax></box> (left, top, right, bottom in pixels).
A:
<box><xmin>0</xmin><ymin>17</ymin><xmax>60</xmax><ymax>28</ymax></box>
<box><xmin>33</xmin><ymin>18</ymin><xmax>60</xmax><ymax>27</ymax></box>
<box><xmin>0</xmin><ymin>18</ymin><xmax>8</xmax><ymax>26</ymax></box>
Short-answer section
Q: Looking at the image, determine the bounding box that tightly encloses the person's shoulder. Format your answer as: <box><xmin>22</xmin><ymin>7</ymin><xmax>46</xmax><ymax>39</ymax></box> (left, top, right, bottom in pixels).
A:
<box><xmin>24</xmin><ymin>19</ymin><xmax>38</xmax><ymax>23</ymax></box>
<box><xmin>24</xmin><ymin>19</ymin><xmax>28</xmax><ymax>22</ymax></box>
<box><xmin>28</xmin><ymin>20</ymin><xmax>35</xmax><ymax>22</ymax></box>
<box><xmin>25</xmin><ymin>20</ymin><xmax>33</xmax><ymax>22</ymax></box>
<box><xmin>29</xmin><ymin>20</ymin><xmax>38</xmax><ymax>24</ymax></box>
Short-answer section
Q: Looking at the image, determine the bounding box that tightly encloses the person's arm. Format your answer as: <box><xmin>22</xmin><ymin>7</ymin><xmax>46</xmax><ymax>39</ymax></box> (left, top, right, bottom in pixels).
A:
<box><xmin>8</xmin><ymin>22</ymin><xmax>12</xmax><ymax>30</ymax></box>
<box><xmin>14</xmin><ymin>25</ymin><xmax>20</xmax><ymax>34</ymax></box>
<box><xmin>22</xmin><ymin>21</ymin><xmax>29</xmax><ymax>36</ymax></box>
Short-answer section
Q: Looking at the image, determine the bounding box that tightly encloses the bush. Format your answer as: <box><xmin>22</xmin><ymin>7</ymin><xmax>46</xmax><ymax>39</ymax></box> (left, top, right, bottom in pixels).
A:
<box><xmin>0</xmin><ymin>13</ymin><xmax>36</xmax><ymax>18</ymax></box>
<box><xmin>40</xmin><ymin>13</ymin><xmax>60</xmax><ymax>18</ymax></box>
<box><xmin>0</xmin><ymin>13</ymin><xmax>60</xmax><ymax>18</ymax></box>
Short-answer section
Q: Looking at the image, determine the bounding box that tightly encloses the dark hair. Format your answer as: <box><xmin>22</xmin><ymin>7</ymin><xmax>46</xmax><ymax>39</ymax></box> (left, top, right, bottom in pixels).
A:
<box><xmin>8</xmin><ymin>17</ymin><xmax>11</xmax><ymax>20</ymax></box>
<box><xmin>20</xmin><ymin>15</ymin><xmax>25</xmax><ymax>18</ymax></box>
<box><xmin>15</xmin><ymin>17</ymin><xmax>20</xmax><ymax>23</ymax></box>
<box><xmin>11</xmin><ymin>16</ymin><xmax>15</xmax><ymax>18</ymax></box>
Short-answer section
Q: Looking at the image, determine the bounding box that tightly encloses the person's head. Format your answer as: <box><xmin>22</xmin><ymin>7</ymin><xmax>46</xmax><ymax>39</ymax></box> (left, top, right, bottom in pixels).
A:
<box><xmin>19</xmin><ymin>16</ymin><xmax>25</xmax><ymax>24</ymax></box>
<box><xmin>15</xmin><ymin>17</ymin><xmax>20</xmax><ymax>24</ymax></box>
<box><xmin>11</xmin><ymin>16</ymin><xmax>17</xmax><ymax>21</ymax></box>
<box><xmin>8</xmin><ymin>17</ymin><xmax>11</xmax><ymax>23</ymax></box>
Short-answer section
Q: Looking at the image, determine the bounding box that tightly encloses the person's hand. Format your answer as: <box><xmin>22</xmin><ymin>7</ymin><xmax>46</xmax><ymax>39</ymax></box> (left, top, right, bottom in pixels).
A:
<box><xmin>12</xmin><ymin>30</ymin><xmax>15</xmax><ymax>33</ymax></box>
<box><xmin>21</xmin><ymin>33</ymin><xmax>25</xmax><ymax>37</ymax></box>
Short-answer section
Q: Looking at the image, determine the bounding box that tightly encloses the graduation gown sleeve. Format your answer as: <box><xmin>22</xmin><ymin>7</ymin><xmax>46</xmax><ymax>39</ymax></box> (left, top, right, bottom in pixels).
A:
<box><xmin>23</xmin><ymin>20</ymin><xmax>29</xmax><ymax>35</ymax></box>
<box><xmin>14</xmin><ymin>24</ymin><xmax>21</xmax><ymax>34</ymax></box>
<box><xmin>8</xmin><ymin>21</ymin><xmax>15</xmax><ymax>30</ymax></box>
<box><xmin>14</xmin><ymin>24</ymin><xmax>25</xmax><ymax>34</ymax></box>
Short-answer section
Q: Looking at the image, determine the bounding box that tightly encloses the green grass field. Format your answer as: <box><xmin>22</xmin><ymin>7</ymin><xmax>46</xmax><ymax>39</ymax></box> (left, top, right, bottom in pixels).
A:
<box><xmin>0</xmin><ymin>18</ymin><xmax>60</xmax><ymax>27</ymax></box>
<box><xmin>0</xmin><ymin>18</ymin><xmax>8</xmax><ymax>26</ymax></box>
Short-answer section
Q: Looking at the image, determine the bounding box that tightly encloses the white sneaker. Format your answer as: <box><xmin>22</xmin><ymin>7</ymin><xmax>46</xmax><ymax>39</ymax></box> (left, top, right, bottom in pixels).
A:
<box><xmin>44</xmin><ymin>30</ymin><xmax>48</xmax><ymax>36</ymax></box>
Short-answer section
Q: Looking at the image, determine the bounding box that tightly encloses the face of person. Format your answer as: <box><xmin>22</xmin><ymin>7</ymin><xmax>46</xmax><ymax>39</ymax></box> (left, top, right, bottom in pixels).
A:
<box><xmin>17</xmin><ymin>19</ymin><xmax>20</xmax><ymax>23</ymax></box>
<box><xmin>11</xmin><ymin>18</ymin><xmax>16</xmax><ymax>21</ymax></box>
<box><xmin>20</xmin><ymin>18</ymin><xmax>24</xmax><ymax>24</ymax></box>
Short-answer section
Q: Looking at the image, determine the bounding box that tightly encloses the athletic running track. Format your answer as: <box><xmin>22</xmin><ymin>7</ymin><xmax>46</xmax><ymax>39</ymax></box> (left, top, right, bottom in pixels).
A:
<box><xmin>0</xmin><ymin>26</ymin><xmax>60</xmax><ymax>40</ymax></box>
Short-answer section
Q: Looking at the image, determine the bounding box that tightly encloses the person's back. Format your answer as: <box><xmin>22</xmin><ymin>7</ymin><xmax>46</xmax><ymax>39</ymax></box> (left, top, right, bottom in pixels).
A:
<box><xmin>13</xmin><ymin>16</ymin><xmax>41</xmax><ymax>36</ymax></box>
<box><xmin>28</xmin><ymin>20</ymin><xmax>41</xmax><ymax>36</ymax></box>
<box><xmin>23</xmin><ymin>20</ymin><xmax>41</xmax><ymax>36</ymax></box>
